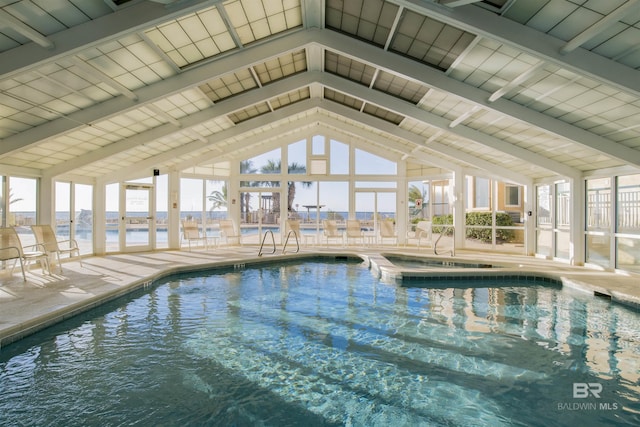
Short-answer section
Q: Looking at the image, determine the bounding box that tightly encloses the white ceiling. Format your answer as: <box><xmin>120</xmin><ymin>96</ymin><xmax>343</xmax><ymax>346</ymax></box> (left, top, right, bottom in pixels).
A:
<box><xmin>1</xmin><ymin>0</ymin><xmax>640</xmax><ymax>186</ymax></box>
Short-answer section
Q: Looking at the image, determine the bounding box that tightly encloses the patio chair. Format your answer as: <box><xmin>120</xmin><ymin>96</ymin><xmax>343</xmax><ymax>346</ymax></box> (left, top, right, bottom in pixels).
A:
<box><xmin>379</xmin><ymin>220</ymin><xmax>398</xmax><ymax>246</ymax></box>
<box><xmin>406</xmin><ymin>221</ymin><xmax>432</xmax><ymax>247</ymax></box>
<box><xmin>1</xmin><ymin>227</ymin><xmax>50</xmax><ymax>280</ymax></box>
<box><xmin>31</xmin><ymin>224</ymin><xmax>82</xmax><ymax>273</ymax></box>
<box><xmin>322</xmin><ymin>220</ymin><xmax>343</xmax><ymax>246</ymax></box>
<box><xmin>219</xmin><ymin>219</ymin><xmax>242</xmax><ymax>245</ymax></box>
<box><xmin>181</xmin><ymin>220</ymin><xmax>208</xmax><ymax>251</ymax></box>
<box><xmin>345</xmin><ymin>219</ymin><xmax>365</xmax><ymax>246</ymax></box>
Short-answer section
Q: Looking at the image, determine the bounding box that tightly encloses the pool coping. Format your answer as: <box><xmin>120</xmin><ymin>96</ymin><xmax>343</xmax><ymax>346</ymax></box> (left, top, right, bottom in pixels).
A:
<box><xmin>1</xmin><ymin>249</ymin><xmax>639</xmax><ymax>349</ymax></box>
<box><xmin>364</xmin><ymin>253</ymin><xmax>640</xmax><ymax>310</ymax></box>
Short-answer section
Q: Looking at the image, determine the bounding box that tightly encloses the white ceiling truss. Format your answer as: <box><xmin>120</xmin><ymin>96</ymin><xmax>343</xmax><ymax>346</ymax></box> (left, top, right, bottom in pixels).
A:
<box><xmin>1</xmin><ymin>0</ymin><xmax>640</xmax><ymax>186</ymax></box>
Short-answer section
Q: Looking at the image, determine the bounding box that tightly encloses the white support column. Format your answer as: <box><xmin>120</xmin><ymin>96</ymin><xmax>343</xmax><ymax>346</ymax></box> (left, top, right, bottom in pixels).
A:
<box><xmin>168</xmin><ymin>170</ymin><xmax>181</xmax><ymax>250</ymax></box>
<box><xmin>492</xmin><ymin>179</ymin><xmax>498</xmax><ymax>248</ymax></box>
<box><xmin>428</xmin><ymin>180</ymin><xmax>434</xmax><ymax>220</ymax></box>
<box><xmin>452</xmin><ymin>169</ymin><xmax>465</xmax><ymax>249</ymax></box>
<box><xmin>525</xmin><ymin>183</ymin><xmax>536</xmax><ymax>256</ymax></box>
<box><xmin>94</xmin><ymin>182</ymin><xmax>106</xmax><ymax>255</ymax></box>
<box><xmin>570</xmin><ymin>177</ymin><xmax>585</xmax><ymax>265</ymax></box>
<box><xmin>38</xmin><ymin>175</ymin><xmax>54</xmax><ymax>225</ymax></box>
<box><xmin>228</xmin><ymin>168</ymin><xmax>240</xmax><ymax>223</ymax></box>
<box><xmin>348</xmin><ymin>143</ymin><xmax>356</xmax><ymax>220</ymax></box>
<box><xmin>397</xmin><ymin>162</ymin><xmax>408</xmax><ymax>245</ymax></box>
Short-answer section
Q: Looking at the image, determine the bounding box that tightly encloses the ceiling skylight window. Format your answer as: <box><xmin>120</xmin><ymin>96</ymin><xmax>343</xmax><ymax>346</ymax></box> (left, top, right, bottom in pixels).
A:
<box><xmin>144</xmin><ymin>6</ymin><xmax>236</xmax><ymax>68</ymax></box>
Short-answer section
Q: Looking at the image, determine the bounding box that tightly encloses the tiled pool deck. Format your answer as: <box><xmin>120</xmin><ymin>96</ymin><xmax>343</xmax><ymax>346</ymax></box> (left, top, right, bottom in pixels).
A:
<box><xmin>1</xmin><ymin>246</ymin><xmax>639</xmax><ymax>348</ymax></box>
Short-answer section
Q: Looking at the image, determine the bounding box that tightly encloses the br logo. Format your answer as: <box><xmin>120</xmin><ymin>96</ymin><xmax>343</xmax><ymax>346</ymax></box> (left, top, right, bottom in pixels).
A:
<box><xmin>573</xmin><ymin>383</ymin><xmax>602</xmax><ymax>398</ymax></box>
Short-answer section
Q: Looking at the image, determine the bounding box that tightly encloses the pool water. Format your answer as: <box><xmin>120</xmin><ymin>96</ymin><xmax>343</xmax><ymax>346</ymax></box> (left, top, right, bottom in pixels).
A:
<box><xmin>0</xmin><ymin>260</ymin><xmax>639</xmax><ymax>426</ymax></box>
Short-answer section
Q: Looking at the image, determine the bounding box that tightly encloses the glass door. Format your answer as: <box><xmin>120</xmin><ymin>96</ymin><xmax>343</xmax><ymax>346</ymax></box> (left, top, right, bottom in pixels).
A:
<box><xmin>120</xmin><ymin>183</ymin><xmax>154</xmax><ymax>252</ymax></box>
<box><xmin>238</xmin><ymin>189</ymin><xmax>281</xmax><ymax>245</ymax></box>
<box><xmin>355</xmin><ymin>189</ymin><xmax>397</xmax><ymax>245</ymax></box>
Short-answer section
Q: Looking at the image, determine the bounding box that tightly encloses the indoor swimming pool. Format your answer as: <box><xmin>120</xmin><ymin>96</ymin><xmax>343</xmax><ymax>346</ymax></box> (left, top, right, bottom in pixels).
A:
<box><xmin>0</xmin><ymin>259</ymin><xmax>638</xmax><ymax>426</ymax></box>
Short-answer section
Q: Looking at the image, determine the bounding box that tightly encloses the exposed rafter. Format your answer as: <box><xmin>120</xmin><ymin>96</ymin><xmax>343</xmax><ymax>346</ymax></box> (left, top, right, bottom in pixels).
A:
<box><xmin>0</xmin><ymin>0</ymin><xmax>215</xmax><ymax>78</ymax></box>
<box><xmin>0</xmin><ymin>30</ymin><xmax>315</xmax><ymax>158</ymax></box>
<box><xmin>392</xmin><ymin>0</ymin><xmax>640</xmax><ymax>97</ymax></box>
<box><xmin>560</xmin><ymin>0</ymin><xmax>640</xmax><ymax>54</ymax></box>
<box><xmin>316</xmin><ymin>30</ymin><xmax>640</xmax><ymax>168</ymax></box>
<box><xmin>0</xmin><ymin>9</ymin><xmax>54</xmax><ymax>49</ymax></box>
<box><xmin>320</xmin><ymin>73</ymin><xmax>580</xmax><ymax>179</ymax></box>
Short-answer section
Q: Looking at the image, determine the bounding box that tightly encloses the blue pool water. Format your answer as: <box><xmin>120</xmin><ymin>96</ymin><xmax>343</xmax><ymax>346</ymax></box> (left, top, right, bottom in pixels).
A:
<box><xmin>0</xmin><ymin>260</ymin><xmax>639</xmax><ymax>426</ymax></box>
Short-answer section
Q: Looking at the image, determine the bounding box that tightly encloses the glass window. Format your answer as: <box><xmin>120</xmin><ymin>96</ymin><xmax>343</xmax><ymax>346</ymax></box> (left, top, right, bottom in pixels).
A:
<box><xmin>536</xmin><ymin>230</ymin><xmax>552</xmax><ymax>256</ymax></box>
<box><xmin>587</xmin><ymin>234</ymin><xmax>610</xmax><ymax>267</ymax></box>
<box><xmin>408</xmin><ymin>180</ymin><xmax>429</xmax><ymax>221</ymax></box>
<box><xmin>474</xmin><ymin>178</ymin><xmax>489</xmax><ymax>209</ymax></box>
<box><xmin>0</xmin><ymin>175</ymin><xmax>5</xmax><ymax>226</ymax></box>
<box><xmin>615</xmin><ymin>174</ymin><xmax>640</xmax><ymax>272</ymax></box>
<box><xmin>537</xmin><ymin>185</ymin><xmax>551</xmax><ymax>226</ymax></box>
<box><xmin>288</xmin><ymin>140</ymin><xmax>306</xmax><ymax>173</ymax></box>
<box><xmin>355</xmin><ymin>182</ymin><xmax>396</xmax><ymax>188</ymax></box>
<box><xmin>241</xmin><ymin>148</ymin><xmax>281</xmax><ymax>174</ymax></box>
<box><xmin>155</xmin><ymin>175</ymin><xmax>168</xmax><ymax>249</ymax></box>
<box><xmin>206</xmin><ymin>180</ymin><xmax>228</xmax><ymax>221</ymax></box>
<box><xmin>330</xmin><ymin>139</ymin><xmax>349</xmax><ymax>174</ymax></box>
<box><xmin>617</xmin><ymin>174</ymin><xmax>640</xmax><ymax>234</ymax></box>
<box><xmin>180</xmin><ymin>178</ymin><xmax>203</xmax><ymax>222</ymax></box>
<box><xmin>320</xmin><ymin>182</ymin><xmax>348</xmax><ymax>222</ymax></box>
<box><xmin>55</xmin><ymin>182</ymin><xmax>71</xmax><ymax>241</ymax></box>
<box><xmin>312</xmin><ymin>135</ymin><xmax>325</xmax><ymax>155</ymax></box>
<box><xmin>74</xmin><ymin>183</ymin><xmax>93</xmax><ymax>255</ymax></box>
<box><xmin>432</xmin><ymin>180</ymin><xmax>450</xmax><ymax>216</ymax></box>
<box><xmin>8</xmin><ymin>177</ymin><xmax>37</xmax><ymax>229</ymax></box>
<box><xmin>617</xmin><ymin>237</ymin><xmax>640</xmax><ymax>273</ymax></box>
<box><xmin>585</xmin><ymin>175</ymin><xmax>611</xmax><ymax>267</ymax></box>
<box><xmin>291</xmin><ymin>181</ymin><xmax>319</xmax><ymax>223</ymax></box>
<box><xmin>105</xmin><ymin>183</ymin><xmax>119</xmax><ymax>253</ymax></box>
<box><xmin>586</xmin><ymin>178</ymin><xmax>611</xmax><ymax>230</ymax></box>
<box><xmin>355</xmin><ymin>149</ymin><xmax>396</xmax><ymax>175</ymax></box>
<box><xmin>556</xmin><ymin>182</ymin><xmax>570</xmax><ymax>228</ymax></box>
<box><xmin>505</xmin><ymin>185</ymin><xmax>520</xmax><ymax>207</ymax></box>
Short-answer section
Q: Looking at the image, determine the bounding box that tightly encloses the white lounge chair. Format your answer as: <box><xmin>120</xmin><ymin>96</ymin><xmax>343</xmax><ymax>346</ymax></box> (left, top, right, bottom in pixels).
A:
<box><xmin>407</xmin><ymin>221</ymin><xmax>432</xmax><ymax>247</ymax></box>
<box><xmin>345</xmin><ymin>219</ymin><xmax>365</xmax><ymax>246</ymax></box>
<box><xmin>1</xmin><ymin>227</ymin><xmax>50</xmax><ymax>280</ymax></box>
<box><xmin>31</xmin><ymin>224</ymin><xmax>81</xmax><ymax>273</ymax></box>
<box><xmin>219</xmin><ymin>219</ymin><xmax>242</xmax><ymax>245</ymax></box>
<box><xmin>379</xmin><ymin>220</ymin><xmax>398</xmax><ymax>246</ymax></box>
<box><xmin>322</xmin><ymin>220</ymin><xmax>343</xmax><ymax>246</ymax></box>
<box><xmin>181</xmin><ymin>220</ymin><xmax>208</xmax><ymax>251</ymax></box>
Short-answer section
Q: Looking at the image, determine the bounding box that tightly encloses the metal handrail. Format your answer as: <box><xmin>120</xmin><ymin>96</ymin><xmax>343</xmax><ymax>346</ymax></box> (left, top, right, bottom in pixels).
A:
<box><xmin>434</xmin><ymin>225</ymin><xmax>455</xmax><ymax>256</ymax></box>
<box><xmin>258</xmin><ymin>230</ymin><xmax>276</xmax><ymax>256</ymax></box>
<box><xmin>282</xmin><ymin>230</ymin><xmax>300</xmax><ymax>254</ymax></box>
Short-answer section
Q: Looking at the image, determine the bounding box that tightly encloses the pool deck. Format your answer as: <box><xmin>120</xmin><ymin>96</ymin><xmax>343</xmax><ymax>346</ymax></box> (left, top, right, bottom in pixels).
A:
<box><xmin>1</xmin><ymin>245</ymin><xmax>639</xmax><ymax>348</ymax></box>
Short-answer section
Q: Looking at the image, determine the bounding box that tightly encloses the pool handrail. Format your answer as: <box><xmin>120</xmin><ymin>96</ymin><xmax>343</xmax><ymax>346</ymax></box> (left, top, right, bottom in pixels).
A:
<box><xmin>258</xmin><ymin>230</ymin><xmax>276</xmax><ymax>256</ymax></box>
<box><xmin>283</xmin><ymin>220</ymin><xmax>300</xmax><ymax>254</ymax></box>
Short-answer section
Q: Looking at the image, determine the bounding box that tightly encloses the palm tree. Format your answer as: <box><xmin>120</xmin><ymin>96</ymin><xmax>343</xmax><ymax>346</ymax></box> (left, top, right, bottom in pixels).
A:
<box><xmin>286</xmin><ymin>162</ymin><xmax>311</xmax><ymax>212</ymax></box>
<box><xmin>239</xmin><ymin>160</ymin><xmax>257</xmax><ymax>221</ymax></box>
<box><xmin>0</xmin><ymin>189</ymin><xmax>22</xmax><ymax>226</ymax></box>
<box><xmin>259</xmin><ymin>159</ymin><xmax>282</xmax><ymax>213</ymax></box>
<box><xmin>259</xmin><ymin>160</ymin><xmax>311</xmax><ymax>214</ymax></box>
<box><xmin>408</xmin><ymin>184</ymin><xmax>428</xmax><ymax>219</ymax></box>
<box><xmin>207</xmin><ymin>183</ymin><xmax>228</xmax><ymax>218</ymax></box>
<box><xmin>0</xmin><ymin>188</ymin><xmax>23</xmax><ymax>207</ymax></box>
